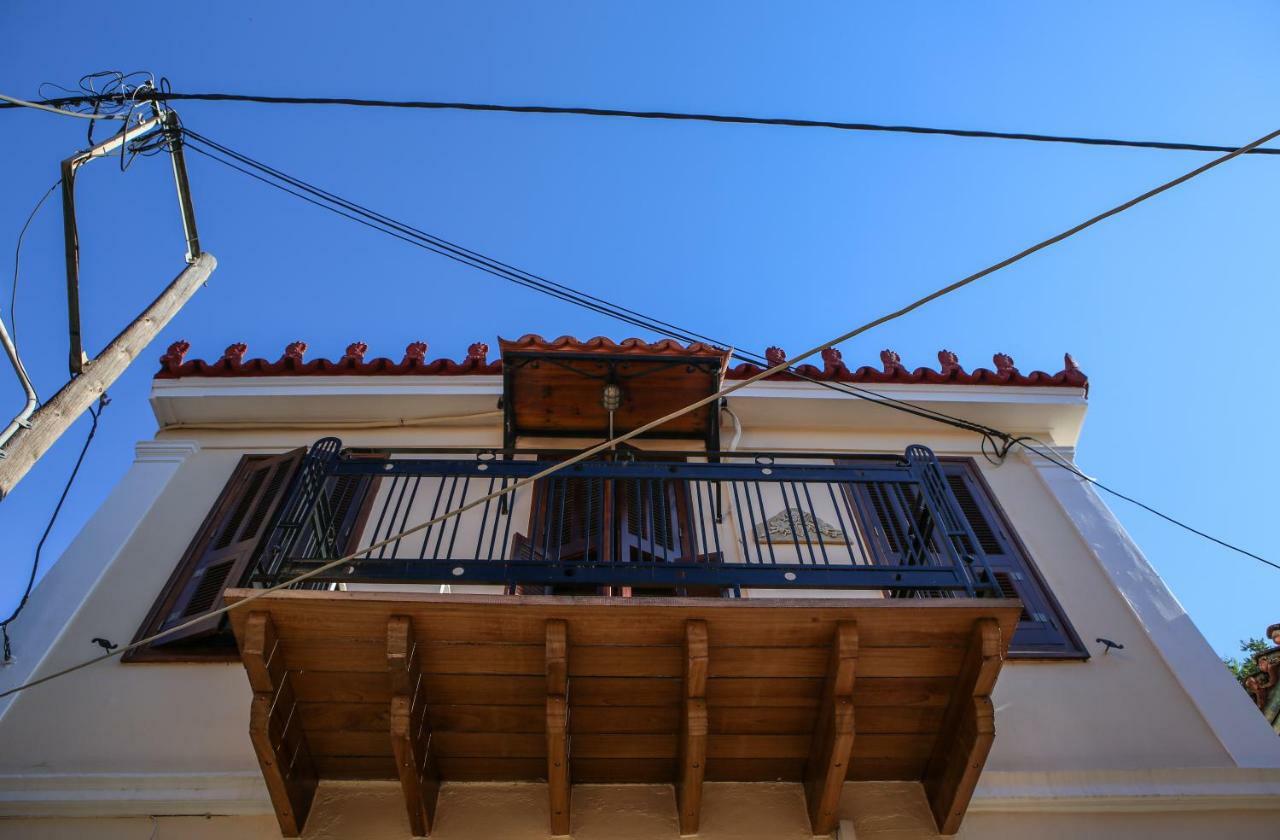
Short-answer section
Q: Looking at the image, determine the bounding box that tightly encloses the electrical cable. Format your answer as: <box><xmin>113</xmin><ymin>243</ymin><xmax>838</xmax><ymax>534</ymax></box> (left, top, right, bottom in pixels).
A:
<box><xmin>1</xmin><ymin>396</ymin><xmax>108</xmax><ymax>663</ymax></box>
<box><xmin>6</xmin><ymin>90</ymin><xmax>1280</xmax><ymax>157</ymax></box>
<box><xmin>0</xmin><ymin>92</ymin><xmax>126</xmax><ymax>120</ymax></box>
<box><xmin>176</xmin><ymin>126</ymin><xmax>1276</xmax><ymax>569</ymax></box>
<box><xmin>1012</xmin><ymin>436</ymin><xmax>1280</xmax><ymax>572</ymax></box>
<box><xmin>3</xmin><ymin>121</ymin><xmax>1275</xmax><ymax>700</ymax></box>
<box><xmin>179</xmin><ymin>129</ymin><xmax>1012</xmax><ymax>448</ymax></box>
<box><xmin>10</xmin><ymin>180</ymin><xmax>60</xmax><ymax>358</ymax></box>
<box><xmin>0</xmin><ymin>181</ymin><xmax>61</xmax><ymax>454</ymax></box>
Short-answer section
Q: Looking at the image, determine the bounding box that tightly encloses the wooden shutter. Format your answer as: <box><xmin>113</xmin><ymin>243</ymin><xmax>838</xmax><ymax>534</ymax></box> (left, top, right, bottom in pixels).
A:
<box><xmin>148</xmin><ymin>449</ymin><xmax>306</xmax><ymax>646</ymax></box>
<box><xmin>617</xmin><ymin>478</ymin><xmax>684</xmax><ymax>563</ymax></box>
<box><xmin>940</xmin><ymin>463</ymin><xmax>1079</xmax><ymax>654</ymax></box>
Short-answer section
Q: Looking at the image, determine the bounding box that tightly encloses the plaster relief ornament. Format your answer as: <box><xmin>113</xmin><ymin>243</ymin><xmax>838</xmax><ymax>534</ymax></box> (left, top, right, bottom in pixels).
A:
<box><xmin>753</xmin><ymin>509</ymin><xmax>849</xmax><ymax>544</ymax></box>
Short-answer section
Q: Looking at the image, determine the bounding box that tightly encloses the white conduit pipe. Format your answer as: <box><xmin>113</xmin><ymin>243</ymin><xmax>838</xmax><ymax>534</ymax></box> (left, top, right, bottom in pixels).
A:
<box><xmin>0</xmin><ymin>316</ymin><xmax>39</xmax><ymax>454</ymax></box>
<box><xmin>722</xmin><ymin>403</ymin><xmax>743</xmax><ymax>452</ymax></box>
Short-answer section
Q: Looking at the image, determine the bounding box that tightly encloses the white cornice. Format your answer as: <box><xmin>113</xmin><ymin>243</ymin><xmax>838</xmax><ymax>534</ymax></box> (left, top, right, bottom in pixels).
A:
<box><xmin>133</xmin><ymin>439</ymin><xmax>200</xmax><ymax>463</ymax></box>
<box><xmin>149</xmin><ymin>376</ymin><xmax>1089</xmax><ymax>444</ymax></box>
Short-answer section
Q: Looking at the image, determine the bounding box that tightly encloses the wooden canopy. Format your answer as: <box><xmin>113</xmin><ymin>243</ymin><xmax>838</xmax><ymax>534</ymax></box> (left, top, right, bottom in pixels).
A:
<box><xmin>498</xmin><ymin>335</ymin><xmax>729</xmax><ymax>449</ymax></box>
<box><xmin>228</xmin><ymin>589</ymin><xmax>1018</xmax><ymax>838</ymax></box>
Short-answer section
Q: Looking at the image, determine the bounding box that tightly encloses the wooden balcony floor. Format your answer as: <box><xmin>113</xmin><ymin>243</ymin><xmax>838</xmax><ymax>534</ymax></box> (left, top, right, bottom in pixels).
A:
<box><xmin>226</xmin><ymin>589</ymin><xmax>1020</xmax><ymax>837</ymax></box>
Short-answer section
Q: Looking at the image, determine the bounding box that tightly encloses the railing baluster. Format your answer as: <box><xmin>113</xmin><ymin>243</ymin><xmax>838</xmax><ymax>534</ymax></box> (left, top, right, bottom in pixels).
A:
<box><xmin>751</xmin><ymin>480</ymin><xmax>776</xmax><ymax>565</ymax></box>
<box><xmin>496</xmin><ymin>476</ymin><xmax>515</xmax><ymax>561</ymax></box>
<box><xmin>417</xmin><ymin>476</ymin><xmax>448</xmax><ymax>561</ymax></box>
<box><xmin>729</xmin><ymin>479</ymin><xmax>758</xmax><ymax>565</ymax></box>
<box><xmin>474</xmin><ymin>475</ymin><xmax>497</xmax><ymax>560</ymax></box>
<box><xmin>445</xmin><ymin>476</ymin><xmax>470</xmax><ymax>559</ymax></box>
<box><xmin>825</xmin><ymin>482</ymin><xmax>860</xmax><ymax>566</ymax></box>
<box><xmin>369</xmin><ymin>474</ymin><xmax>399</xmax><ymax>559</ymax></box>
<box><xmin>691</xmin><ymin>479</ymin><xmax>707</xmax><ymax>562</ymax></box>
<box><xmin>800</xmin><ymin>482</ymin><xmax>830</xmax><ymax>566</ymax></box>
<box><xmin>390</xmin><ymin>476</ymin><xmax>422</xmax><ymax>560</ymax></box>
<box><xmin>432</xmin><ymin>476</ymin><xmax>460</xmax><ymax>559</ymax></box>
<box><xmin>539</xmin><ymin>477</ymin><xmax>557</xmax><ymax>564</ymax></box>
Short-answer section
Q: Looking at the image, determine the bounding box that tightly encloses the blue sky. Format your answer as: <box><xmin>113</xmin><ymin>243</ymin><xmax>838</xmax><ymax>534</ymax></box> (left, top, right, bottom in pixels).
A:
<box><xmin>2</xmin><ymin>2</ymin><xmax>1279</xmax><ymax>659</ymax></box>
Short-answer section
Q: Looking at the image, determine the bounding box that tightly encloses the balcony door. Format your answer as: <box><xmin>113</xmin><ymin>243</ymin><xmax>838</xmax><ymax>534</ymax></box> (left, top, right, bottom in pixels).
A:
<box><xmin>512</xmin><ymin>459</ymin><xmax>718</xmax><ymax>596</ymax></box>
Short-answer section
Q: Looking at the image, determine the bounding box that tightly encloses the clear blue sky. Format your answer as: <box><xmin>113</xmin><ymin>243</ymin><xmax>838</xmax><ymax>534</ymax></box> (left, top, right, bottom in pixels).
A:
<box><xmin>2</xmin><ymin>2</ymin><xmax>1278</xmax><ymax>660</ymax></box>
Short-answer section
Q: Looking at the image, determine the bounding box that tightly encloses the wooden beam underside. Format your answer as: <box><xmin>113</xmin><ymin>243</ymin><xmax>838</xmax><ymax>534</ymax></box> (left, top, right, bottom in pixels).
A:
<box><xmin>546</xmin><ymin>619</ymin><xmax>571</xmax><ymax>836</ymax></box>
<box><xmin>242</xmin><ymin>611</ymin><xmax>317</xmax><ymax>837</ymax></box>
<box><xmin>678</xmin><ymin>620</ymin><xmax>709</xmax><ymax>835</ymax></box>
<box><xmin>923</xmin><ymin>617</ymin><xmax>1002</xmax><ymax>835</ymax></box>
<box><xmin>230</xmin><ymin>592</ymin><xmax>1016</xmax><ymax>836</ymax></box>
<box><xmin>388</xmin><ymin>615</ymin><xmax>440</xmax><ymax>837</ymax></box>
<box><xmin>804</xmin><ymin>621</ymin><xmax>858</xmax><ymax>836</ymax></box>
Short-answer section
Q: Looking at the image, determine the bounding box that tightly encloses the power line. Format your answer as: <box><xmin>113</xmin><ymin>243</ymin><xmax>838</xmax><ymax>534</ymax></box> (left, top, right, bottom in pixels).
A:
<box><xmin>180</xmin><ymin>129</ymin><xmax>1012</xmax><ymax>445</ymax></box>
<box><xmin>1</xmin><ymin>395</ymin><xmax>108</xmax><ymax>663</ymax></box>
<box><xmin>10</xmin><ymin>180</ymin><xmax>60</xmax><ymax>358</ymax></box>
<box><xmin>4</xmin><ymin>120</ymin><xmax>1275</xmax><ymax>701</ymax></box>
<box><xmin>1014</xmin><ymin>437</ymin><xmax>1280</xmax><ymax>572</ymax></box>
<box><xmin>0</xmin><ymin>92</ymin><xmax>126</xmax><ymax>120</ymax></box>
<box><xmin>5</xmin><ymin>89</ymin><xmax>1280</xmax><ymax>157</ymax></box>
<box><xmin>178</xmin><ymin>125</ymin><xmax>1278</xmax><ymax>572</ymax></box>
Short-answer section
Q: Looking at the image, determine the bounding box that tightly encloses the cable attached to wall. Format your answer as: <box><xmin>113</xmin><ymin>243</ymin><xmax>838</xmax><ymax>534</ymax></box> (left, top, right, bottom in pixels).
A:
<box><xmin>1</xmin><ymin>395</ymin><xmax>108</xmax><ymax>663</ymax></box>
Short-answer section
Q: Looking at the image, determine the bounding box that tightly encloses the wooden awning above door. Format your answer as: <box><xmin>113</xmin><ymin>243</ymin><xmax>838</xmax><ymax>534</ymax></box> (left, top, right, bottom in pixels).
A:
<box><xmin>499</xmin><ymin>335</ymin><xmax>730</xmax><ymax>449</ymax></box>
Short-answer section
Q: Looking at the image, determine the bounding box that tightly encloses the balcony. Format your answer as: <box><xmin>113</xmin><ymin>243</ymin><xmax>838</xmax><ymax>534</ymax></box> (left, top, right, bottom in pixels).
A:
<box><xmin>229</xmin><ymin>439</ymin><xmax>1020</xmax><ymax>837</ymax></box>
<box><xmin>250</xmin><ymin>438</ymin><xmax>1005</xmax><ymax>597</ymax></box>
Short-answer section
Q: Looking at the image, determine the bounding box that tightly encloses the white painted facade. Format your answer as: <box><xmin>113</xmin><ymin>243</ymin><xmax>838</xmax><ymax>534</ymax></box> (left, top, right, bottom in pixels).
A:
<box><xmin>1</xmin><ymin>369</ymin><xmax>1278</xmax><ymax>839</ymax></box>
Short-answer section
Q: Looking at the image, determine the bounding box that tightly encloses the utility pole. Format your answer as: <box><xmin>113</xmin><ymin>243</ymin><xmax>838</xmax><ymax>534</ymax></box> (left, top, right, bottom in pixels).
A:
<box><xmin>0</xmin><ymin>253</ymin><xmax>215</xmax><ymax>497</ymax></box>
<box><xmin>0</xmin><ymin>105</ymin><xmax>213</xmax><ymax>499</ymax></box>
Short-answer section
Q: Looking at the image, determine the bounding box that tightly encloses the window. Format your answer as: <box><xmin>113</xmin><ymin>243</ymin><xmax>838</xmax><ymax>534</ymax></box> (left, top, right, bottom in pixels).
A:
<box><xmin>844</xmin><ymin>457</ymin><xmax>1084</xmax><ymax>658</ymax></box>
<box><xmin>126</xmin><ymin>449</ymin><xmax>377</xmax><ymax>661</ymax></box>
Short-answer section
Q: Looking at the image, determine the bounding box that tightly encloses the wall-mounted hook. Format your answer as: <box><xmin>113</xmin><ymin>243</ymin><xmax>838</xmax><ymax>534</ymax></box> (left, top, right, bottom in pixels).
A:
<box><xmin>1096</xmin><ymin>637</ymin><xmax>1124</xmax><ymax>655</ymax></box>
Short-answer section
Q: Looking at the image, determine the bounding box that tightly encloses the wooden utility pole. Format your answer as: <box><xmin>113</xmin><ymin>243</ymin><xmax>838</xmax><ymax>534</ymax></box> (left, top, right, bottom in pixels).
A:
<box><xmin>0</xmin><ymin>252</ymin><xmax>215</xmax><ymax>498</ymax></box>
<box><xmin>0</xmin><ymin>105</ymin><xmax>209</xmax><ymax>499</ymax></box>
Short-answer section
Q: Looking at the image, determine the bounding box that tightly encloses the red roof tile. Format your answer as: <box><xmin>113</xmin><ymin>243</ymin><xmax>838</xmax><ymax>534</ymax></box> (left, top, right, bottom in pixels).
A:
<box><xmin>155</xmin><ymin>338</ymin><xmax>1087</xmax><ymax>391</ymax></box>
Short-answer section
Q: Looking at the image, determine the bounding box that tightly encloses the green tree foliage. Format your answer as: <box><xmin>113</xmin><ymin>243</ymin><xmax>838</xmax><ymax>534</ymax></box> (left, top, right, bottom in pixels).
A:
<box><xmin>1223</xmin><ymin>637</ymin><xmax>1271</xmax><ymax>684</ymax></box>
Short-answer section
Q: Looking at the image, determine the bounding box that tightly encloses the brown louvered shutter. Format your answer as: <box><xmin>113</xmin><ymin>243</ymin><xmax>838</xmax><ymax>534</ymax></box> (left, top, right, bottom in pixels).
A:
<box><xmin>617</xmin><ymin>478</ymin><xmax>682</xmax><ymax>563</ymax></box>
<box><xmin>939</xmin><ymin>462</ymin><xmax>1081</xmax><ymax>655</ymax></box>
<box><xmin>151</xmin><ymin>449</ymin><xmax>306</xmax><ymax>645</ymax></box>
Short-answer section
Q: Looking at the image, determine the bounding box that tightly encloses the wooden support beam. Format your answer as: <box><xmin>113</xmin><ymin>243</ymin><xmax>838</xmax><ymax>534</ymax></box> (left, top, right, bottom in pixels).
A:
<box><xmin>241</xmin><ymin>611</ymin><xmax>317</xmax><ymax>837</ymax></box>
<box><xmin>388</xmin><ymin>615</ymin><xmax>440</xmax><ymax>838</ymax></box>
<box><xmin>678</xmin><ymin>620</ymin><xmax>709</xmax><ymax>835</ymax></box>
<box><xmin>924</xmin><ymin>618</ymin><xmax>1002</xmax><ymax>835</ymax></box>
<box><xmin>545</xmin><ymin>619</ymin><xmax>571</xmax><ymax>836</ymax></box>
<box><xmin>804</xmin><ymin>621</ymin><xmax>858</xmax><ymax>836</ymax></box>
